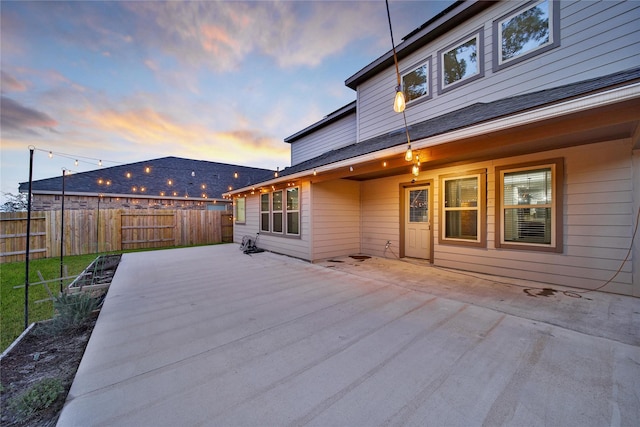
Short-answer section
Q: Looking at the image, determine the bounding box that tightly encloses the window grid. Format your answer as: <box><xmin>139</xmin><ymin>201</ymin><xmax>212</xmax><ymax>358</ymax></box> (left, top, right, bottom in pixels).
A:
<box><xmin>260</xmin><ymin>187</ymin><xmax>300</xmax><ymax>237</ymax></box>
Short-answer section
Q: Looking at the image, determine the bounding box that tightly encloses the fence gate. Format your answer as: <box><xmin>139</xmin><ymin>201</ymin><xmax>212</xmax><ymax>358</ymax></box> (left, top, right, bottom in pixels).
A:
<box><xmin>120</xmin><ymin>212</ymin><xmax>176</xmax><ymax>250</ymax></box>
<box><xmin>221</xmin><ymin>213</ymin><xmax>233</xmax><ymax>243</ymax></box>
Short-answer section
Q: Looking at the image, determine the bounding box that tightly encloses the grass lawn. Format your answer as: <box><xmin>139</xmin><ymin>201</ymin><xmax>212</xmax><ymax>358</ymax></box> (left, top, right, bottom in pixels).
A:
<box><xmin>1</xmin><ymin>254</ymin><xmax>100</xmax><ymax>352</ymax></box>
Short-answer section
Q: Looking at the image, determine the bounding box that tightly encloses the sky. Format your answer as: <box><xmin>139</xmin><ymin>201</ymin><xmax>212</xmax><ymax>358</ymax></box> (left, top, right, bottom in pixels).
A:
<box><xmin>1</xmin><ymin>0</ymin><xmax>454</xmax><ymax>199</ymax></box>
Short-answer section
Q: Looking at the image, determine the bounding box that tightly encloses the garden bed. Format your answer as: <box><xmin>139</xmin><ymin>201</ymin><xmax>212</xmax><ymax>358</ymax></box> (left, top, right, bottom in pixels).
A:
<box><xmin>0</xmin><ymin>254</ymin><xmax>121</xmax><ymax>426</ymax></box>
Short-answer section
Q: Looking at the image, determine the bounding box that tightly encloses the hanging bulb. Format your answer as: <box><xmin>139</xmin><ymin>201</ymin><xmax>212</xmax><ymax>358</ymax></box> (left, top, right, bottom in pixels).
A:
<box><xmin>234</xmin><ymin>172</ymin><xmax>238</xmax><ymax>179</ymax></box>
<box><xmin>274</xmin><ymin>167</ymin><xmax>279</xmax><ymax>178</ymax></box>
<box><xmin>393</xmin><ymin>86</ymin><xmax>406</xmax><ymax>113</ymax></box>
<box><xmin>191</xmin><ymin>170</ymin><xmax>195</xmax><ymax>177</ymax></box>
<box><xmin>313</xmin><ymin>169</ymin><xmax>317</xmax><ymax>176</ymax></box>
<box><xmin>48</xmin><ymin>151</ymin><xmax>53</xmax><ymax>158</ymax></box>
<box><xmin>404</xmin><ymin>146</ymin><xmax>413</xmax><ymax>162</ymax></box>
<box><xmin>98</xmin><ymin>160</ymin><xmax>102</xmax><ymax>167</ymax></box>
<box><xmin>74</xmin><ymin>159</ymin><xmax>78</xmax><ymax>166</ymax></box>
<box><xmin>412</xmin><ymin>164</ymin><xmax>420</xmax><ymax>177</ymax></box>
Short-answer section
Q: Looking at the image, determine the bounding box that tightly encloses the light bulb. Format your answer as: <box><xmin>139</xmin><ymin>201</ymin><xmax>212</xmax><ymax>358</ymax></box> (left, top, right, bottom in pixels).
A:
<box><xmin>393</xmin><ymin>88</ymin><xmax>405</xmax><ymax>113</ymax></box>
<box><xmin>404</xmin><ymin>147</ymin><xmax>413</xmax><ymax>162</ymax></box>
<box><xmin>48</xmin><ymin>151</ymin><xmax>53</xmax><ymax>158</ymax></box>
<box><xmin>412</xmin><ymin>164</ymin><xmax>420</xmax><ymax>177</ymax></box>
<box><xmin>74</xmin><ymin>159</ymin><xmax>78</xmax><ymax>166</ymax></box>
<box><xmin>98</xmin><ymin>160</ymin><xmax>102</xmax><ymax>167</ymax></box>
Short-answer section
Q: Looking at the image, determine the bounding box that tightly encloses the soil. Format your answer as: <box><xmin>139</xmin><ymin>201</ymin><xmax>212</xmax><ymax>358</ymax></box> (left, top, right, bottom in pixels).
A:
<box><xmin>1</xmin><ymin>254</ymin><xmax>121</xmax><ymax>426</ymax></box>
<box><xmin>0</xmin><ymin>318</ymin><xmax>97</xmax><ymax>427</ymax></box>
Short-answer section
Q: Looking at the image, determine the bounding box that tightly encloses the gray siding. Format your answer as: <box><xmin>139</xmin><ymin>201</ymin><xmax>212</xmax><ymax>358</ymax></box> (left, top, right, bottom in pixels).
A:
<box><xmin>311</xmin><ymin>180</ymin><xmax>361</xmax><ymax>260</ymax></box>
<box><xmin>234</xmin><ymin>181</ymin><xmax>312</xmax><ymax>260</ymax></box>
<box><xmin>290</xmin><ymin>114</ymin><xmax>357</xmax><ymax>166</ymax></box>
<box><xmin>357</xmin><ymin>0</ymin><xmax>640</xmax><ymax>142</ymax></box>
<box><xmin>359</xmin><ymin>138</ymin><xmax>636</xmax><ymax>295</ymax></box>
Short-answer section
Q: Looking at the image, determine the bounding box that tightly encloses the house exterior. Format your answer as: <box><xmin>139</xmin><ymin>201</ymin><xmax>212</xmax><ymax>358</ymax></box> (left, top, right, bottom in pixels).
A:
<box><xmin>229</xmin><ymin>0</ymin><xmax>640</xmax><ymax>297</ymax></box>
<box><xmin>19</xmin><ymin>156</ymin><xmax>274</xmax><ymax>211</ymax></box>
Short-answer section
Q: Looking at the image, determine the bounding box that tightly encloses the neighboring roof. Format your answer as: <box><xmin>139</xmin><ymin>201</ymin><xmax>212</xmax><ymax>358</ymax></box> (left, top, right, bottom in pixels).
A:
<box><xmin>345</xmin><ymin>1</ymin><xmax>491</xmax><ymax>90</ymax></box>
<box><xmin>19</xmin><ymin>157</ymin><xmax>274</xmax><ymax>200</ymax></box>
<box><xmin>277</xmin><ymin>67</ymin><xmax>640</xmax><ymax>178</ymax></box>
<box><xmin>284</xmin><ymin>101</ymin><xmax>356</xmax><ymax>144</ymax></box>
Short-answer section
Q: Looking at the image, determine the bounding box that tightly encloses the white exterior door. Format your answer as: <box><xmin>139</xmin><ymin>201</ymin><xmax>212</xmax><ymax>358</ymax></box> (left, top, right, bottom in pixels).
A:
<box><xmin>404</xmin><ymin>186</ymin><xmax>430</xmax><ymax>259</ymax></box>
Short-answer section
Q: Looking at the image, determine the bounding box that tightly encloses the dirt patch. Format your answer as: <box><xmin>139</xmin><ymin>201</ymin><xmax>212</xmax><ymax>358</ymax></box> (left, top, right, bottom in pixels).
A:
<box><xmin>0</xmin><ymin>317</ymin><xmax>96</xmax><ymax>426</ymax></box>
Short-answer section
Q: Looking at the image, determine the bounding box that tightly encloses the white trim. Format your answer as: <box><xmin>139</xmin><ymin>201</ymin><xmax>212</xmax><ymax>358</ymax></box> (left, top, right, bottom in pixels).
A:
<box><xmin>229</xmin><ymin>83</ymin><xmax>640</xmax><ymax>195</ymax></box>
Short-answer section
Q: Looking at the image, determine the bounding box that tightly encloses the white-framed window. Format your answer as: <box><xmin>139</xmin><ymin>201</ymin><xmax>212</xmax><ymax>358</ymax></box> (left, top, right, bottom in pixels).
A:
<box><xmin>440</xmin><ymin>170</ymin><xmax>486</xmax><ymax>247</ymax></box>
<box><xmin>496</xmin><ymin>159</ymin><xmax>563</xmax><ymax>252</ymax></box>
<box><xmin>272</xmin><ymin>190</ymin><xmax>283</xmax><ymax>233</ymax></box>
<box><xmin>260</xmin><ymin>193</ymin><xmax>270</xmax><ymax>232</ymax></box>
<box><xmin>286</xmin><ymin>187</ymin><xmax>300</xmax><ymax>235</ymax></box>
<box><xmin>493</xmin><ymin>0</ymin><xmax>560</xmax><ymax>71</ymax></box>
<box><xmin>234</xmin><ymin>197</ymin><xmax>246</xmax><ymax>223</ymax></box>
<box><xmin>438</xmin><ymin>29</ymin><xmax>484</xmax><ymax>94</ymax></box>
<box><xmin>401</xmin><ymin>58</ymin><xmax>431</xmax><ymax>106</ymax></box>
<box><xmin>260</xmin><ymin>187</ymin><xmax>301</xmax><ymax>237</ymax></box>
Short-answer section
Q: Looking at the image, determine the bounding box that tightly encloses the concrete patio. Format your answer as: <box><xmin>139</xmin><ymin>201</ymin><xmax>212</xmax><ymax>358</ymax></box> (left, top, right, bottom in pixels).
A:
<box><xmin>57</xmin><ymin>244</ymin><xmax>640</xmax><ymax>426</ymax></box>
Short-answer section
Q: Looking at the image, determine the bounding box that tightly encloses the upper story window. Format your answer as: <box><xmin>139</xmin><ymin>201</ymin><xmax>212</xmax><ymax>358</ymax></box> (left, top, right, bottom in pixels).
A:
<box><xmin>438</xmin><ymin>29</ymin><xmax>484</xmax><ymax>95</ymax></box>
<box><xmin>495</xmin><ymin>159</ymin><xmax>563</xmax><ymax>252</ymax></box>
<box><xmin>493</xmin><ymin>0</ymin><xmax>560</xmax><ymax>71</ymax></box>
<box><xmin>401</xmin><ymin>58</ymin><xmax>431</xmax><ymax>106</ymax></box>
<box><xmin>439</xmin><ymin>169</ymin><xmax>486</xmax><ymax>247</ymax></box>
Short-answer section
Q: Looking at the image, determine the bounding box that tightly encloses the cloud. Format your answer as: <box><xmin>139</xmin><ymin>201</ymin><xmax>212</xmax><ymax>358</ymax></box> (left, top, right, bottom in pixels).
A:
<box><xmin>0</xmin><ymin>97</ymin><xmax>57</xmax><ymax>135</ymax></box>
<box><xmin>125</xmin><ymin>1</ymin><xmax>384</xmax><ymax>72</ymax></box>
<box><xmin>1</xmin><ymin>71</ymin><xmax>28</xmax><ymax>92</ymax></box>
<box><xmin>80</xmin><ymin>104</ymin><xmax>289</xmax><ymax>167</ymax></box>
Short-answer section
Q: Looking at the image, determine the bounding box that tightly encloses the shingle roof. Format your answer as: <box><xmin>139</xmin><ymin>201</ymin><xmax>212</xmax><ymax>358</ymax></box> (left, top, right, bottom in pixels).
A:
<box><xmin>19</xmin><ymin>157</ymin><xmax>274</xmax><ymax>199</ymax></box>
<box><xmin>279</xmin><ymin>66</ymin><xmax>640</xmax><ymax>178</ymax></box>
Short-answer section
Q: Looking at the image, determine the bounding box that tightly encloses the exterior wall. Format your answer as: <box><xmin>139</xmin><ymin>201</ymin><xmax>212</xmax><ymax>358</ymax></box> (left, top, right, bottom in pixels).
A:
<box><xmin>310</xmin><ymin>179</ymin><xmax>361</xmax><ymax>260</ymax></box>
<box><xmin>357</xmin><ymin>0</ymin><xmax>640</xmax><ymax>142</ymax></box>
<box><xmin>234</xmin><ymin>181</ymin><xmax>312</xmax><ymax>260</ymax></box>
<box><xmin>290</xmin><ymin>113</ymin><xmax>357</xmax><ymax>166</ymax></box>
<box><xmin>30</xmin><ymin>194</ymin><xmax>227</xmax><ymax>211</ymax></box>
<box><xmin>358</xmin><ymin>139</ymin><xmax>636</xmax><ymax>296</ymax></box>
<box><xmin>360</xmin><ymin>178</ymin><xmax>401</xmax><ymax>257</ymax></box>
<box><xmin>633</xmin><ymin>148</ymin><xmax>640</xmax><ymax>297</ymax></box>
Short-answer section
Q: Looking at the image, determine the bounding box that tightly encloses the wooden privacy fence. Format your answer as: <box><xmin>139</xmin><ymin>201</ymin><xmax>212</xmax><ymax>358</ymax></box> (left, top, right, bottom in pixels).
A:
<box><xmin>0</xmin><ymin>209</ymin><xmax>233</xmax><ymax>263</ymax></box>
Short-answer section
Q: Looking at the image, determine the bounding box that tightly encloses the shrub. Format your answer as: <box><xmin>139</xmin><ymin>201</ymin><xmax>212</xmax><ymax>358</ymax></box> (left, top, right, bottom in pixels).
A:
<box><xmin>39</xmin><ymin>292</ymin><xmax>99</xmax><ymax>336</ymax></box>
<box><xmin>9</xmin><ymin>378</ymin><xmax>64</xmax><ymax>421</ymax></box>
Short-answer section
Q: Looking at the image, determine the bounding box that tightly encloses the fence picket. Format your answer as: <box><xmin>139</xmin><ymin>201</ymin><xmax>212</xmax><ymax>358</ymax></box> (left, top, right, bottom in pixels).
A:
<box><xmin>0</xmin><ymin>209</ymin><xmax>232</xmax><ymax>263</ymax></box>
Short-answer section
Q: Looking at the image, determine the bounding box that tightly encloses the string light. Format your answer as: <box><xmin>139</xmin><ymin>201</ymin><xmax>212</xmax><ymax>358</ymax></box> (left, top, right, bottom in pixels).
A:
<box><xmin>75</xmin><ymin>160</ymin><xmax>78</xmax><ymax>166</ymax></box>
<box><xmin>98</xmin><ymin>160</ymin><xmax>102</xmax><ymax>167</ymax></box>
<box><xmin>49</xmin><ymin>151</ymin><xmax>53</xmax><ymax>158</ymax></box>
<box><xmin>274</xmin><ymin>167</ymin><xmax>279</xmax><ymax>178</ymax></box>
<box><xmin>234</xmin><ymin>172</ymin><xmax>238</xmax><ymax>179</ymax></box>
<box><xmin>145</xmin><ymin>166</ymin><xmax>151</xmax><ymax>173</ymax></box>
<box><xmin>405</xmin><ymin>145</ymin><xmax>413</xmax><ymax>162</ymax></box>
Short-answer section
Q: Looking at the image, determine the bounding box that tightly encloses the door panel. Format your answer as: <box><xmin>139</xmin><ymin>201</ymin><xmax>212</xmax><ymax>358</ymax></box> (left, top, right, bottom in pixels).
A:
<box><xmin>404</xmin><ymin>186</ymin><xmax>430</xmax><ymax>259</ymax></box>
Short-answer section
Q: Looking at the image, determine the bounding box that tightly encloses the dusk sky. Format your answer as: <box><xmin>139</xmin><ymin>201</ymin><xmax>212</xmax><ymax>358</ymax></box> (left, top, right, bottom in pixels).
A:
<box><xmin>1</xmin><ymin>1</ymin><xmax>454</xmax><ymax>199</ymax></box>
